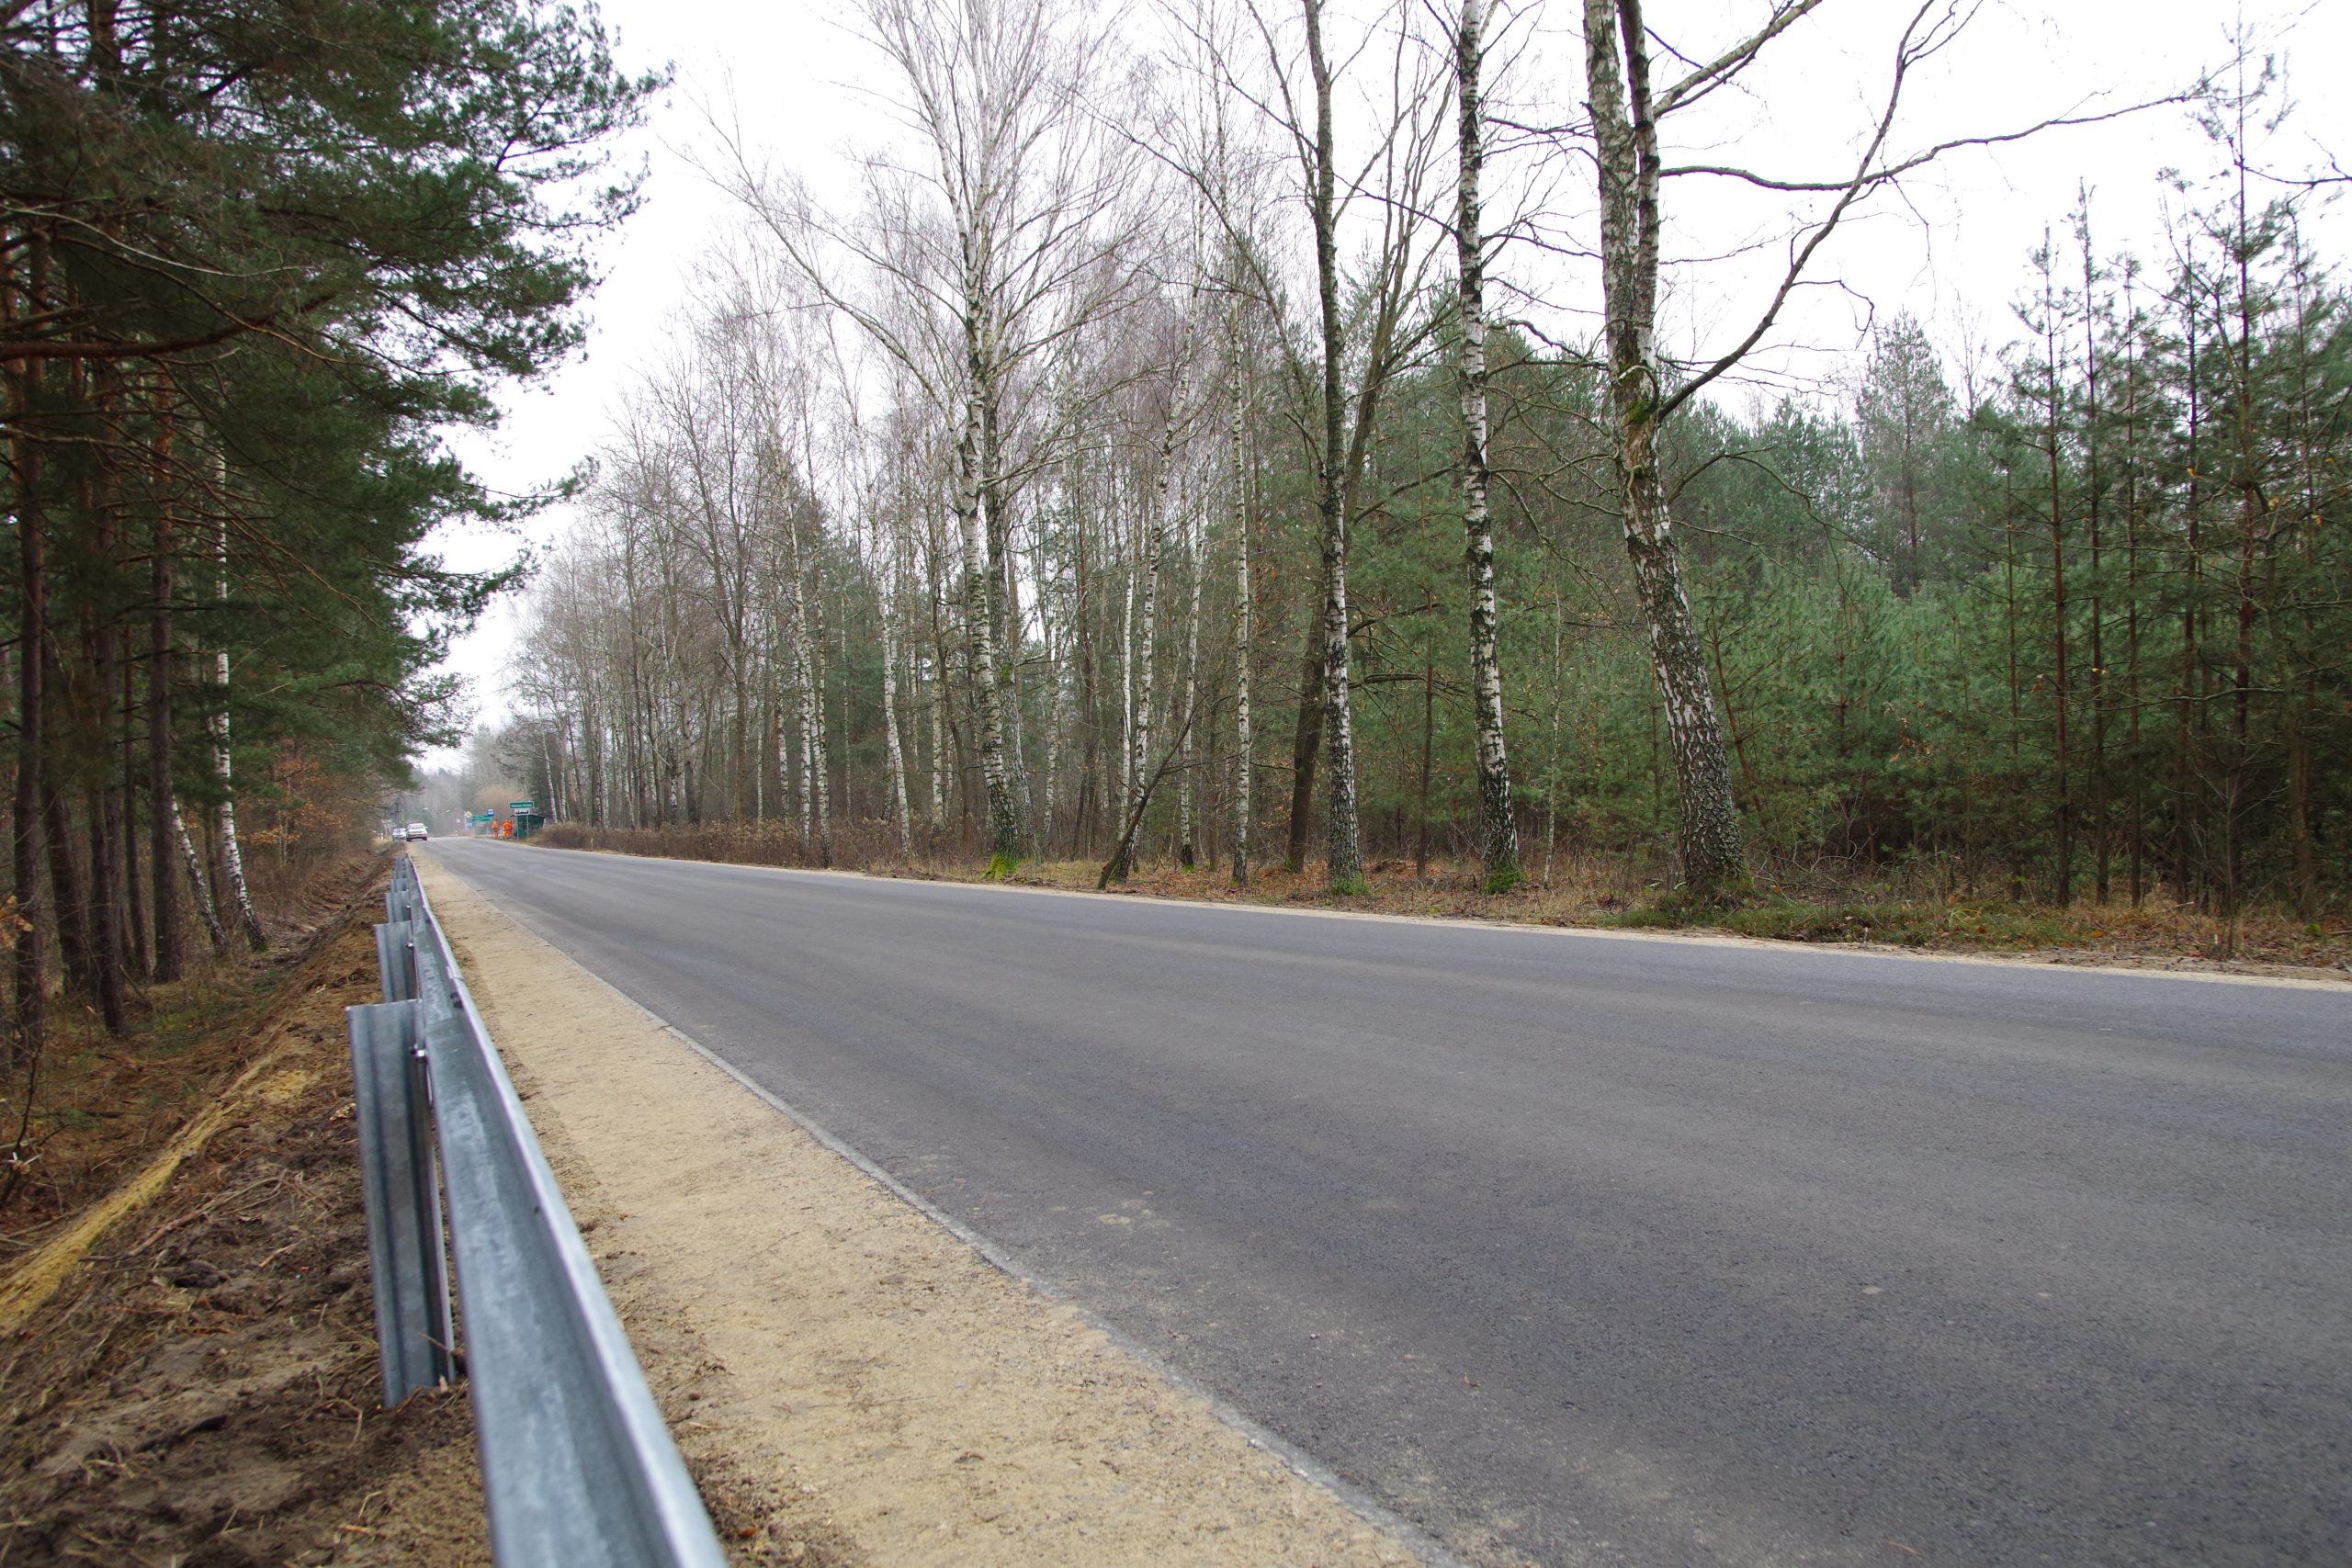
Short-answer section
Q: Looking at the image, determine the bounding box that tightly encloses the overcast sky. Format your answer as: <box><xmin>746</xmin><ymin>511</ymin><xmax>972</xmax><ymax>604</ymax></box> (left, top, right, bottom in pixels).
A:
<box><xmin>420</xmin><ymin>0</ymin><xmax>2348</xmax><ymax>771</ymax></box>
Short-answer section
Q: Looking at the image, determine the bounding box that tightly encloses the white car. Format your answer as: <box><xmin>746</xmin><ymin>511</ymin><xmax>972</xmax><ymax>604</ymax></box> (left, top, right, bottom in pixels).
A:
<box><xmin>390</xmin><ymin>826</ymin><xmax>407</xmax><ymax>841</ymax></box>
<box><xmin>406</xmin><ymin>821</ymin><xmax>429</xmax><ymax>841</ymax></box>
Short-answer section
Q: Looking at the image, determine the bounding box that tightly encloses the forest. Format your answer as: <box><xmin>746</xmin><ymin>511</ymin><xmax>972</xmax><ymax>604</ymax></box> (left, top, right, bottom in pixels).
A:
<box><xmin>487</xmin><ymin>1</ymin><xmax>2349</xmax><ymax>943</ymax></box>
<box><xmin>0</xmin><ymin>0</ymin><xmax>652</xmax><ymax>1066</ymax></box>
<box><xmin>3</xmin><ymin>0</ymin><xmax>2343</xmax><ymax>1097</ymax></box>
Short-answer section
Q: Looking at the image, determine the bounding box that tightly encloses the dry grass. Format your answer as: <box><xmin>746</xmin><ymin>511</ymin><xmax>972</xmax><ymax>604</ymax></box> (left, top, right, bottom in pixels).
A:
<box><xmin>0</xmin><ymin>849</ymin><xmax>384</xmax><ymax>1258</ymax></box>
<box><xmin>0</xmin><ymin>851</ymin><xmax>495</xmax><ymax>1568</ymax></box>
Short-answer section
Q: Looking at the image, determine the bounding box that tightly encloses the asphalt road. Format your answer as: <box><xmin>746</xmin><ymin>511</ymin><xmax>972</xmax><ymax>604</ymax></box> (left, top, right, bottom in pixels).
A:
<box><xmin>428</xmin><ymin>839</ymin><xmax>2351</xmax><ymax>1567</ymax></box>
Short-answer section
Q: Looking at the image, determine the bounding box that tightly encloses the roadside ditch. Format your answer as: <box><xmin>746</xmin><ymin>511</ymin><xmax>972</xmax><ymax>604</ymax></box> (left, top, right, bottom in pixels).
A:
<box><xmin>0</xmin><ymin>859</ymin><xmax>488</xmax><ymax>1567</ymax></box>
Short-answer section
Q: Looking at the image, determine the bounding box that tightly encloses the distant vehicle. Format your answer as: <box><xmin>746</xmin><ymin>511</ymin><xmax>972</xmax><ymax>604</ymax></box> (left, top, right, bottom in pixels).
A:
<box><xmin>390</xmin><ymin>826</ymin><xmax>408</xmax><ymax>841</ymax></box>
<box><xmin>406</xmin><ymin>821</ymin><xmax>429</xmax><ymax>841</ymax></box>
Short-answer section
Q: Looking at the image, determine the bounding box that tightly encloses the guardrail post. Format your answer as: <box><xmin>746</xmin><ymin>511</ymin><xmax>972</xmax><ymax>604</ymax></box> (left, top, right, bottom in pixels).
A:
<box><xmin>375</xmin><ymin>919</ymin><xmax>418</xmax><ymax>1004</ymax></box>
<box><xmin>347</xmin><ymin>998</ymin><xmax>456</xmax><ymax>1405</ymax></box>
<box><xmin>387</xmin><ymin>857</ymin><xmax>419</xmax><ymax>924</ymax></box>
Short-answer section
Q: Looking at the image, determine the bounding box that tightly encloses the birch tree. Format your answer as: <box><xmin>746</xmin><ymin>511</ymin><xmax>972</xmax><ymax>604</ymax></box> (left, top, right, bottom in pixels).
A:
<box><xmin>730</xmin><ymin>0</ymin><xmax>1141</xmax><ymax>874</ymax></box>
<box><xmin>481</xmin><ymin>0</ymin><xmax>2352</xmax><ymax>930</ymax></box>
<box><xmin>1455</xmin><ymin>0</ymin><xmax>1520</xmax><ymax>892</ymax></box>
<box><xmin>1577</xmin><ymin>0</ymin><xmax>2166</xmax><ymax>899</ymax></box>
<box><xmin>1227</xmin><ymin>292</ymin><xmax>1255</xmax><ymax>886</ymax></box>
<box><xmin>1108</xmin><ymin>302</ymin><xmax>1197</xmax><ymax>882</ymax></box>
<box><xmin>208</xmin><ymin>511</ymin><xmax>266</xmax><ymax>951</ymax></box>
<box><xmin>1236</xmin><ymin>0</ymin><xmax>1447</xmax><ymax>892</ymax></box>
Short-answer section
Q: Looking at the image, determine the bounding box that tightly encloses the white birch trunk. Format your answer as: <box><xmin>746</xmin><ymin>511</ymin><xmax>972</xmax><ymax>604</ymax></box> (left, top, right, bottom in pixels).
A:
<box><xmin>210</xmin><ymin>515</ymin><xmax>265</xmax><ymax>950</ymax></box>
<box><xmin>173</xmin><ymin>796</ymin><xmax>228</xmax><ymax>950</ymax></box>
<box><xmin>1583</xmin><ymin>0</ymin><xmax>1747</xmax><ymax>898</ymax></box>
<box><xmin>1306</xmin><ymin>0</ymin><xmax>1365</xmax><ymax>894</ymax></box>
<box><xmin>797</xmin><ymin>637</ymin><xmax>824</xmax><ymax>854</ymax></box>
<box><xmin>1118</xmin><ymin>491</ymin><xmax>1136</xmax><ymax>818</ymax></box>
<box><xmin>1001</xmin><ymin>536</ymin><xmax>1034</xmax><ymax>839</ymax></box>
<box><xmin>953</xmin><ymin>281</ymin><xmax>1023</xmax><ymax>872</ymax></box>
<box><xmin>1229</xmin><ymin>318</ymin><xmax>1252</xmax><ymax>887</ymax></box>
<box><xmin>956</xmin><ymin>378</ymin><xmax>1020</xmax><ymax>872</ymax></box>
<box><xmin>1127</xmin><ymin>497</ymin><xmax>1155</xmax><ymax>853</ymax></box>
<box><xmin>1119</xmin><ymin>345</ymin><xmax>1193</xmax><ymax>880</ymax></box>
<box><xmin>1177</xmin><ymin>483</ymin><xmax>1204</xmax><ymax>868</ymax></box>
<box><xmin>786</xmin><ymin>510</ymin><xmax>831</xmax><ymax>863</ymax></box>
<box><xmin>794</xmin><ymin>647</ymin><xmax>811</xmax><ymax>841</ymax></box>
<box><xmin>927</xmin><ymin>542</ymin><xmax>948</xmax><ymax>830</ymax></box>
<box><xmin>930</xmin><ymin>654</ymin><xmax>947</xmax><ymax>830</ymax></box>
<box><xmin>1027</xmin><ymin>505</ymin><xmax>1060</xmax><ymax>853</ymax></box>
<box><xmin>1458</xmin><ymin>0</ymin><xmax>1521</xmax><ymax>892</ymax></box>
<box><xmin>878</xmin><ymin>520</ymin><xmax>913</xmax><ymax>858</ymax></box>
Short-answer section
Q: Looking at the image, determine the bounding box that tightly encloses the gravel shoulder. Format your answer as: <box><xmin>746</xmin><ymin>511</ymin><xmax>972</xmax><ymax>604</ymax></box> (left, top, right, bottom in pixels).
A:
<box><xmin>417</xmin><ymin>852</ymin><xmax>1432</xmax><ymax>1568</ymax></box>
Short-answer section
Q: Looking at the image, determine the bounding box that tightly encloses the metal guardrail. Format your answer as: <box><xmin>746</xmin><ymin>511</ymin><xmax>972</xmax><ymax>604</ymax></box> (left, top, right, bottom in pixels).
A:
<box><xmin>348</xmin><ymin>858</ymin><xmax>727</xmax><ymax>1568</ymax></box>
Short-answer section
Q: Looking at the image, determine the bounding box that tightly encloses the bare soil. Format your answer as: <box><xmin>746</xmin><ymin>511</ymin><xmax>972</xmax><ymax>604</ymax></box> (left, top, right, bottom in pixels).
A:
<box><xmin>417</xmin><ymin>852</ymin><xmax>1437</xmax><ymax>1568</ymax></box>
<box><xmin>0</xmin><ymin>855</ymin><xmax>492</xmax><ymax>1568</ymax></box>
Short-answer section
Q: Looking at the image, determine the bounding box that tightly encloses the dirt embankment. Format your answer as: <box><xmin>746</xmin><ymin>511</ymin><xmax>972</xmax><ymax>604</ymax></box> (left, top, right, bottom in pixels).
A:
<box><xmin>0</xmin><ymin>859</ymin><xmax>487</xmax><ymax>1568</ymax></box>
<box><xmin>417</xmin><ymin>852</ymin><xmax>1440</xmax><ymax>1568</ymax></box>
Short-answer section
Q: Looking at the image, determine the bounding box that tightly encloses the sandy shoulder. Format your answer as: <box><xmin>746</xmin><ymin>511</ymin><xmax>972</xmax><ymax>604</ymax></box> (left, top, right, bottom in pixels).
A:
<box><xmin>413</xmin><ymin>853</ymin><xmax>1428</xmax><ymax>1568</ymax></box>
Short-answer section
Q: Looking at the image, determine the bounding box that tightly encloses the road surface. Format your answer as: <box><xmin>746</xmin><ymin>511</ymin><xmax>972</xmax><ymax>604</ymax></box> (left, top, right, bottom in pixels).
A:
<box><xmin>428</xmin><ymin>839</ymin><xmax>2351</xmax><ymax>1567</ymax></box>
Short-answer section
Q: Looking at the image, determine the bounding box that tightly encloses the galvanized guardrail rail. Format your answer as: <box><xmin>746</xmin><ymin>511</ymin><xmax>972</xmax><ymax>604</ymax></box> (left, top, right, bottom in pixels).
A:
<box><xmin>348</xmin><ymin>857</ymin><xmax>726</xmax><ymax>1568</ymax></box>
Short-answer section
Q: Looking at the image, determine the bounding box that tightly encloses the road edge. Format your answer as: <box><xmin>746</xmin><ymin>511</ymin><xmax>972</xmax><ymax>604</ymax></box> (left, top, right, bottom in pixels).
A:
<box><xmin>483</xmin><ymin>839</ymin><xmax>2350</xmax><ymax>994</ymax></box>
<box><xmin>419</xmin><ymin>845</ymin><xmax>1479</xmax><ymax>1568</ymax></box>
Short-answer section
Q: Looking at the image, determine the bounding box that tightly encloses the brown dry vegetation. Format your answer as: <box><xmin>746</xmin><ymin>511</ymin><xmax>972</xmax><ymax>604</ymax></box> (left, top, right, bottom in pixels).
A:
<box><xmin>0</xmin><ymin>852</ymin><xmax>495</xmax><ymax>1568</ymax></box>
<box><xmin>0</xmin><ymin>845</ymin><xmax>372</xmax><ymax>1245</ymax></box>
<box><xmin>0</xmin><ymin>848</ymin><xmax>837</xmax><ymax>1568</ymax></box>
<box><xmin>529</xmin><ymin>821</ymin><xmax>2352</xmax><ymax>980</ymax></box>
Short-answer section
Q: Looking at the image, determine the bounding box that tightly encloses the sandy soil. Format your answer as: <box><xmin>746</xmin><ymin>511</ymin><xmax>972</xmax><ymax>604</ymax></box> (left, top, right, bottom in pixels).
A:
<box><xmin>416</xmin><ymin>852</ymin><xmax>1432</xmax><ymax>1568</ymax></box>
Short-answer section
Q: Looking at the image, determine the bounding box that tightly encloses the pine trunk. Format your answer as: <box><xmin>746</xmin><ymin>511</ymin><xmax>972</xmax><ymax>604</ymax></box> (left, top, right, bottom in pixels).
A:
<box><xmin>8</xmin><ymin>345</ymin><xmax>43</xmax><ymax>1070</ymax></box>
<box><xmin>150</xmin><ymin>491</ymin><xmax>180</xmax><ymax>976</ymax></box>
<box><xmin>85</xmin><ymin>792</ymin><xmax>128</xmax><ymax>1033</ymax></box>
<box><xmin>42</xmin><ymin>773</ymin><xmax>94</xmax><ymax>1002</ymax></box>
